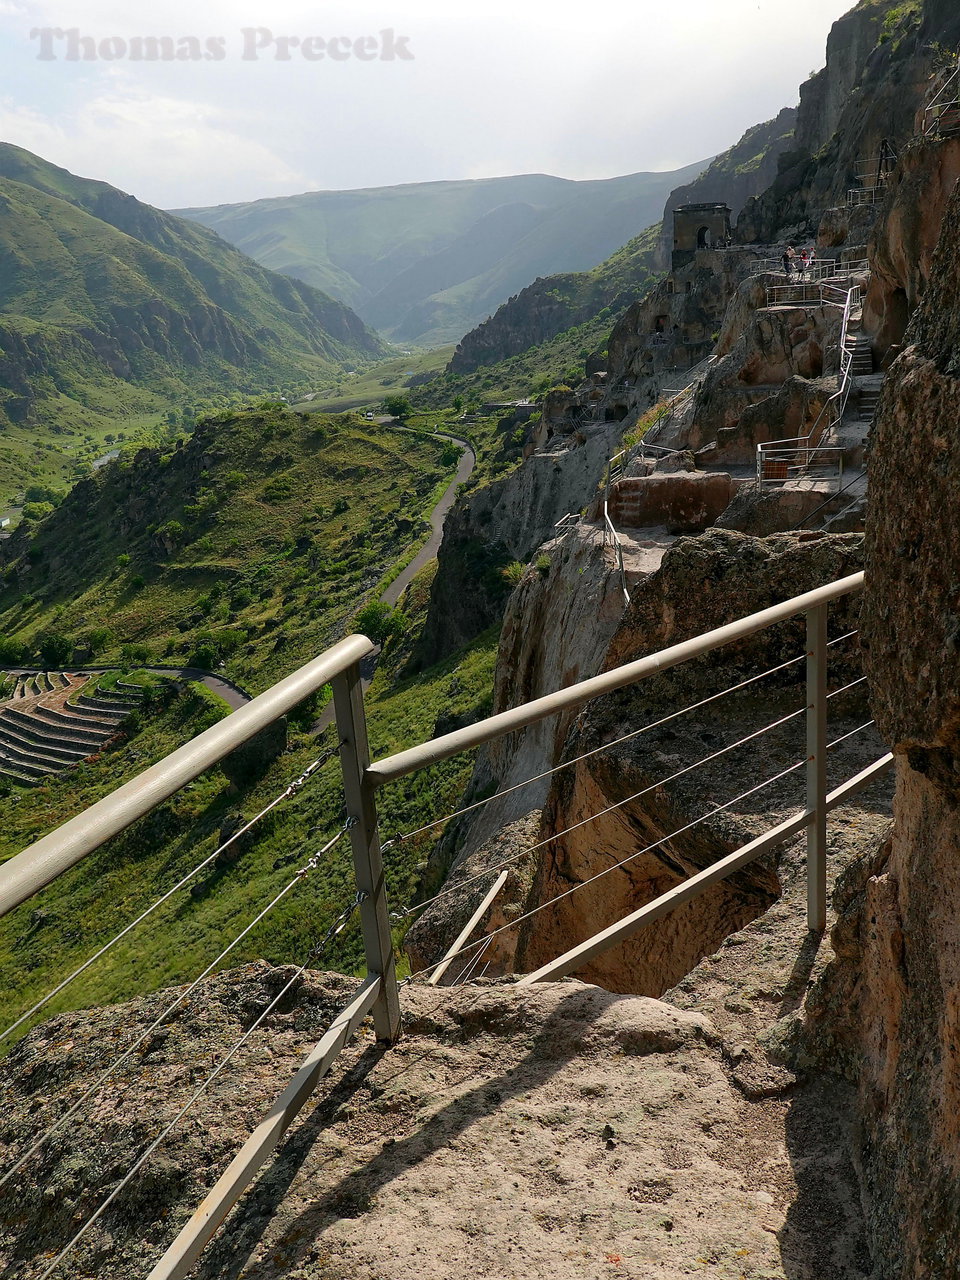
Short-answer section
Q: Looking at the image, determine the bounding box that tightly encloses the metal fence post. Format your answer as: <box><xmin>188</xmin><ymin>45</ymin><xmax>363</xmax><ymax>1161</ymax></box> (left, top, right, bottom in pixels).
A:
<box><xmin>806</xmin><ymin>604</ymin><xmax>828</xmax><ymax>931</ymax></box>
<box><xmin>332</xmin><ymin>662</ymin><xmax>402</xmax><ymax>1042</ymax></box>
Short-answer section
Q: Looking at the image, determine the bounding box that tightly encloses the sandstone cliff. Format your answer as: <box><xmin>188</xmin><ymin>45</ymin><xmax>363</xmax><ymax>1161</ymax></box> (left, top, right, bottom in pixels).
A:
<box><xmin>738</xmin><ymin>0</ymin><xmax>960</xmax><ymax>244</ymax></box>
<box><xmin>796</xmin><ymin>168</ymin><xmax>960</xmax><ymax>1278</ymax></box>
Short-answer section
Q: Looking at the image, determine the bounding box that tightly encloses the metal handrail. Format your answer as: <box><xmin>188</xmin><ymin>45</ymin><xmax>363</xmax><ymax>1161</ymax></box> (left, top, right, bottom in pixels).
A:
<box><xmin>757</xmin><ymin>281</ymin><xmax>862</xmax><ymax>487</ymax></box>
<box><xmin>367</xmin><ymin>572</ymin><xmax>865</xmax><ymax>785</ymax></box>
<box><xmin>0</xmin><ymin>635</ymin><xmax>376</xmax><ymax>918</ymax></box>
<box><xmin>923</xmin><ymin>58</ymin><xmax>960</xmax><ymax>136</ymax></box>
<box><xmin>603</xmin><ymin>503</ymin><xmax>631</xmax><ymax>606</ymax></box>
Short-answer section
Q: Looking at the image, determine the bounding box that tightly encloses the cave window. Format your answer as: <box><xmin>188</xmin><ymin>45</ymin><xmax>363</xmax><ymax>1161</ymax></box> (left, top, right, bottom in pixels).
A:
<box><xmin>685</xmin><ymin>281</ymin><xmax>693</xmax><ymax>294</ymax></box>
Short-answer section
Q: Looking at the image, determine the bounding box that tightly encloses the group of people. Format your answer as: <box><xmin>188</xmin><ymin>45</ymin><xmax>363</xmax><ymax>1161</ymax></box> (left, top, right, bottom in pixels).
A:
<box><xmin>780</xmin><ymin>245</ymin><xmax>817</xmax><ymax>278</ymax></box>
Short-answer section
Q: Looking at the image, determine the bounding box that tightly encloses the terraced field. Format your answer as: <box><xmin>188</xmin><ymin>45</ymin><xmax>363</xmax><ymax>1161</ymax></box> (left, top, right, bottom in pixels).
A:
<box><xmin>0</xmin><ymin>673</ymin><xmax>142</xmax><ymax>786</ymax></box>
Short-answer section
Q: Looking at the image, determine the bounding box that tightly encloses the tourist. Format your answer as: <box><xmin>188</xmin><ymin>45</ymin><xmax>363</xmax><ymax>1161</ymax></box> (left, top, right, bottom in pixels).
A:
<box><xmin>781</xmin><ymin>247</ymin><xmax>794</xmax><ymax>277</ymax></box>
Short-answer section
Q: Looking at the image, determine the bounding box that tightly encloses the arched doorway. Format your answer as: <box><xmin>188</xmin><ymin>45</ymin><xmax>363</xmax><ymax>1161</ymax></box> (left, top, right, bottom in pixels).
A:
<box><xmin>697</xmin><ymin>225</ymin><xmax>711</xmax><ymax>249</ymax></box>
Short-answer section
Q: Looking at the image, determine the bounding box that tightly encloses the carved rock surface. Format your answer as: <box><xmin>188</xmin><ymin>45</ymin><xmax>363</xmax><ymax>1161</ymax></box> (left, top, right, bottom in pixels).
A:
<box><xmin>803</xmin><ymin>172</ymin><xmax>960</xmax><ymax>1276</ymax></box>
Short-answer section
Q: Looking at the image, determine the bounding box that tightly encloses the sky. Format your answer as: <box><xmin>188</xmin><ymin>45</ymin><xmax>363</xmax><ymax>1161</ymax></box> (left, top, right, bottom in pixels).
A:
<box><xmin>0</xmin><ymin>0</ymin><xmax>857</xmax><ymax>209</ymax></box>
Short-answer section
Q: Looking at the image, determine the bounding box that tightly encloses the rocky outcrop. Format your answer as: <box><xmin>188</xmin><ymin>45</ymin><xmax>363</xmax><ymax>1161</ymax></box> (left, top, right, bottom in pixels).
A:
<box><xmin>737</xmin><ymin>1</ymin><xmax>960</xmax><ymax>244</ymax></box>
<box><xmin>407</xmin><ymin>522</ymin><xmax>667</xmax><ymax>973</ymax></box>
<box><xmin>511</xmin><ymin>530</ymin><xmax>867</xmax><ymax>995</ymax></box>
<box><xmin>413</xmin><ymin>420</ymin><xmax>621</xmax><ymax>666</ymax></box>
<box><xmin>595</xmin><ymin>472</ymin><xmax>736</xmax><ymax>535</ymax></box>
<box><xmin>799</xmin><ymin>175</ymin><xmax>960</xmax><ymax>1278</ymax></box>
<box><xmin>862</xmin><ymin>135</ymin><xmax>960</xmax><ymax>360</ymax></box>
<box><xmin>0</xmin><ymin>958</ymin><xmax>879</xmax><ymax>1280</ymax></box>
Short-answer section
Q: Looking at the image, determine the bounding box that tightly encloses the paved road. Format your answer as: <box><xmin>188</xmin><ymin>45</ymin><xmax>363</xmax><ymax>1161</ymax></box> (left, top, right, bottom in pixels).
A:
<box><xmin>314</xmin><ymin>420</ymin><xmax>477</xmax><ymax>731</ymax></box>
<box><xmin>378</xmin><ymin>421</ymin><xmax>476</xmax><ymax>607</ymax></box>
<box><xmin>1</xmin><ymin>665</ymin><xmax>252</xmax><ymax>710</ymax></box>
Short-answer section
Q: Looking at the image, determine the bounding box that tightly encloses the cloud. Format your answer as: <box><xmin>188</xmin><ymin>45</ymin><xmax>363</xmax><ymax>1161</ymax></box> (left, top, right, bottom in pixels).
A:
<box><xmin>0</xmin><ymin>0</ymin><xmax>856</xmax><ymax>206</ymax></box>
<box><xmin>0</xmin><ymin>85</ymin><xmax>313</xmax><ymax>204</ymax></box>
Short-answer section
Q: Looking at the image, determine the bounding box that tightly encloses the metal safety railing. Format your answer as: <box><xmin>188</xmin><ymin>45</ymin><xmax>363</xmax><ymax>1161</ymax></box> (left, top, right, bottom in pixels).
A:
<box><xmin>757</xmin><ymin>281</ymin><xmax>862</xmax><ymax>488</ymax></box>
<box><xmin>0</xmin><ymin>634</ymin><xmax>402</xmax><ymax>1280</ymax></box>
<box><xmin>923</xmin><ymin>58</ymin><xmax>960</xmax><ymax>137</ymax></box>
<box><xmin>759</xmin><ymin>257</ymin><xmax>842</xmax><ymax>282</ymax></box>
<box><xmin>372</xmin><ymin>572</ymin><xmax>891</xmax><ymax>987</ymax></box>
<box><xmin>1</xmin><ymin>573</ymin><xmax>893</xmax><ymax>1278</ymax></box>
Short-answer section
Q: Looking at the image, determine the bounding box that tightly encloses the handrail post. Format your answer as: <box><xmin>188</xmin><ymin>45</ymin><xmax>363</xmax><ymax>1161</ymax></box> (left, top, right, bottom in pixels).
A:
<box><xmin>806</xmin><ymin>604</ymin><xmax>828</xmax><ymax>931</ymax></box>
<box><xmin>332</xmin><ymin>662</ymin><xmax>401</xmax><ymax>1042</ymax></box>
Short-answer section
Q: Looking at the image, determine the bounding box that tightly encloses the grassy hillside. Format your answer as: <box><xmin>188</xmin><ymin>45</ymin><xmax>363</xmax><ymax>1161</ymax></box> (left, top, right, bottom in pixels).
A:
<box><xmin>0</xmin><ymin>406</ymin><xmax>459</xmax><ymax>692</ymax></box>
<box><xmin>175</xmin><ymin>162</ymin><xmax>710</xmax><ymax>346</ymax></box>
<box><xmin>0</xmin><ymin>600</ymin><xmax>501</xmax><ymax>1043</ymax></box>
<box><xmin>0</xmin><ymin>143</ymin><xmax>388</xmax><ymax>502</ymax></box>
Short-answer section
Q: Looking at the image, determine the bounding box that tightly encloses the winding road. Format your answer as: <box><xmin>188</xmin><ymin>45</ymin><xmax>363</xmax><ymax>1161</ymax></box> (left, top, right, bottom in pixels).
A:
<box><xmin>2</xmin><ymin>420</ymin><xmax>476</xmax><ymax>723</ymax></box>
<box><xmin>313</xmin><ymin>420</ymin><xmax>476</xmax><ymax>728</ymax></box>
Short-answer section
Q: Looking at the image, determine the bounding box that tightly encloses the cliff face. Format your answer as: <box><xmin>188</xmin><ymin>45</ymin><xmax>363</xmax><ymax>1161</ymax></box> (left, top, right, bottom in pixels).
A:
<box><xmin>738</xmin><ymin>1</ymin><xmax>960</xmax><ymax>245</ymax></box>
<box><xmin>863</xmin><ymin>136</ymin><xmax>960</xmax><ymax>358</ymax></box>
<box><xmin>513</xmin><ymin>530</ymin><xmax>870</xmax><ymax>995</ymax></box>
<box><xmin>801</xmin><ymin>177</ymin><xmax>960</xmax><ymax>1278</ymax></box>
<box><xmin>413</xmin><ymin>418</ymin><xmax>621</xmax><ymax>666</ymax></box>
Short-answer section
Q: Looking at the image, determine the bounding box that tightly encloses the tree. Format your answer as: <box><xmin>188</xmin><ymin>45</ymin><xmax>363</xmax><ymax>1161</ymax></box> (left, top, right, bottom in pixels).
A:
<box><xmin>355</xmin><ymin>602</ymin><xmax>405</xmax><ymax>646</ymax></box>
<box><xmin>36</xmin><ymin>630</ymin><xmax>73</xmax><ymax>667</ymax></box>
<box><xmin>452</xmin><ymin>395</ymin><xmax>464</xmax><ymax>414</ymax></box>
<box><xmin>383</xmin><ymin>395</ymin><xmax>413</xmax><ymax>420</ymax></box>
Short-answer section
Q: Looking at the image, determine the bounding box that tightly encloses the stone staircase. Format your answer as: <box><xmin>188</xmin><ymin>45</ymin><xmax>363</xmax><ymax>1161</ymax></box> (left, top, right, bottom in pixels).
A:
<box><xmin>0</xmin><ymin>673</ymin><xmax>143</xmax><ymax>787</ymax></box>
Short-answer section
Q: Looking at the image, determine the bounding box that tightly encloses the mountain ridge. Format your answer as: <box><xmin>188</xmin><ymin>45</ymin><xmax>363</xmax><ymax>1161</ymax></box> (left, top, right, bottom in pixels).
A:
<box><xmin>173</xmin><ymin>161</ymin><xmax>712</xmax><ymax>344</ymax></box>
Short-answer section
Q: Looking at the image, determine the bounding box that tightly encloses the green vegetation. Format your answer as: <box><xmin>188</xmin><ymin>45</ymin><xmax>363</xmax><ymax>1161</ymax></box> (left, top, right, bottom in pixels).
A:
<box><xmin>0</xmin><ymin>142</ymin><xmax>387</xmax><ymax>501</ymax></box>
<box><xmin>414</xmin><ymin>310</ymin><xmax>622</xmax><ymax>409</ymax></box>
<box><xmin>0</xmin><ymin>596</ymin><xmax>500</xmax><ymax>1045</ymax></box>
<box><xmin>175</xmin><ymin>164</ymin><xmax>709</xmax><ymax>346</ymax></box>
<box><xmin>879</xmin><ymin>0</ymin><xmax>921</xmax><ymax>41</ymax></box>
<box><xmin>0</xmin><ymin>406</ymin><xmax>458</xmax><ymax>693</ymax></box>
<box><xmin>294</xmin><ymin>346</ymin><xmax>455</xmax><ymax>416</ymax></box>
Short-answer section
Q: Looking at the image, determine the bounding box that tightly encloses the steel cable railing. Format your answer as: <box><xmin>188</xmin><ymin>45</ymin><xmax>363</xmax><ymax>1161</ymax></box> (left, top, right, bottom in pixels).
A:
<box><xmin>35</xmin><ymin>891</ymin><xmax>365</xmax><ymax>1280</ymax></box>
<box><xmin>0</xmin><ymin>754</ymin><xmax>332</xmax><ymax>1048</ymax></box>
<box><xmin>0</xmin><ymin>825</ymin><xmax>352</xmax><ymax>1193</ymax></box>
<box><xmin>385</xmin><ymin>632</ymin><xmax>861</xmax><ymax>916</ymax></box>
<box><xmin>409</xmin><ymin>717</ymin><xmax>880</xmax><ymax>985</ymax></box>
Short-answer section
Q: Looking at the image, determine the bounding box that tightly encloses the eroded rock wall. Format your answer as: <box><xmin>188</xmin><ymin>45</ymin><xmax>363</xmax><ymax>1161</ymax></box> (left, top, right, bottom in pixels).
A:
<box><xmin>798</xmin><ymin>178</ymin><xmax>960</xmax><ymax>1278</ymax></box>
<box><xmin>863</xmin><ymin>136</ymin><xmax>960</xmax><ymax>360</ymax></box>
<box><xmin>513</xmin><ymin>530</ymin><xmax>867</xmax><ymax>995</ymax></box>
<box><xmin>412</xmin><ymin>420</ymin><xmax>620</xmax><ymax>666</ymax></box>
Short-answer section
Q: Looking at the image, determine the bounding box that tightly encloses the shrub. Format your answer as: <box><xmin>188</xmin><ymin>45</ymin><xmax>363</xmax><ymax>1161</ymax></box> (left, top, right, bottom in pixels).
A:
<box><xmin>0</xmin><ymin>636</ymin><xmax>27</xmax><ymax>664</ymax></box>
<box><xmin>35</xmin><ymin>629</ymin><xmax>73</xmax><ymax>667</ymax></box>
<box><xmin>501</xmin><ymin>561</ymin><xmax>525</xmax><ymax>585</ymax></box>
<box><xmin>355</xmin><ymin>602</ymin><xmax>406</xmax><ymax>645</ymax></box>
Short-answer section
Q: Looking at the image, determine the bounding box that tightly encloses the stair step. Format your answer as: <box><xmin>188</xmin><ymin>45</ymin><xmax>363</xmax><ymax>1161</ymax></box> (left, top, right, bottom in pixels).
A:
<box><xmin>0</xmin><ymin>719</ymin><xmax>92</xmax><ymax>762</ymax></box>
<box><xmin>0</xmin><ymin>746</ymin><xmax>61</xmax><ymax>779</ymax></box>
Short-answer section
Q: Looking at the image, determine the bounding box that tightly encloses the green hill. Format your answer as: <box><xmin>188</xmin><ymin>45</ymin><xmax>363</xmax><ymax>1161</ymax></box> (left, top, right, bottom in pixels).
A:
<box><xmin>0</xmin><ymin>405</ymin><xmax>457</xmax><ymax>691</ymax></box>
<box><xmin>0</xmin><ymin>143</ymin><xmax>388</xmax><ymax>502</ymax></box>
<box><xmin>0</xmin><ymin>403</ymin><xmax>504</xmax><ymax>1036</ymax></box>
<box><xmin>174</xmin><ymin>163</ymin><xmax>711</xmax><ymax>346</ymax></box>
